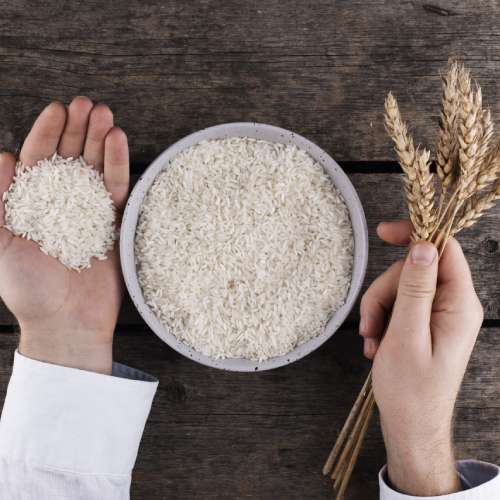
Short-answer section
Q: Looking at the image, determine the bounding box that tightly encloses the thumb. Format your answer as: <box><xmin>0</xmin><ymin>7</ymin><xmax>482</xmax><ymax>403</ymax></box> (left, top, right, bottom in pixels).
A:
<box><xmin>388</xmin><ymin>242</ymin><xmax>438</xmax><ymax>347</ymax></box>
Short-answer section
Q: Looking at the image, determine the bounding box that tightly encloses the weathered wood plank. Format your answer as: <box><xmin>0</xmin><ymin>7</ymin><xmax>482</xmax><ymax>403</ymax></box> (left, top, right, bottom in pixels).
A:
<box><xmin>2</xmin><ymin>1</ymin><xmax>500</xmax><ymax>163</ymax></box>
<box><xmin>0</xmin><ymin>326</ymin><xmax>497</xmax><ymax>499</ymax></box>
<box><xmin>1</xmin><ymin>2</ymin><xmax>499</xmax><ymax>499</ymax></box>
<box><xmin>1</xmin><ymin>173</ymin><xmax>498</xmax><ymax>325</ymax></box>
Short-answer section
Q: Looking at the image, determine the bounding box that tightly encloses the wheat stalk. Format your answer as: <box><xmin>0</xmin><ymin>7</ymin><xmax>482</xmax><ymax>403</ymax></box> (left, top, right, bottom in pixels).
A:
<box><xmin>436</xmin><ymin>61</ymin><xmax>460</xmax><ymax>206</ymax></box>
<box><xmin>323</xmin><ymin>60</ymin><xmax>500</xmax><ymax>499</ymax></box>
<box><xmin>453</xmin><ymin>180</ymin><xmax>500</xmax><ymax>233</ymax></box>
<box><xmin>413</xmin><ymin>148</ymin><xmax>436</xmax><ymax>239</ymax></box>
<box><xmin>456</xmin><ymin>70</ymin><xmax>482</xmax><ymax>201</ymax></box>
<box><xmin>469</xmin><ymin>134</ymin><xmax>500</xmax><ymax>194</ymax></box>
<box><xmin>384</xmin><ymin>93</ymin><xmax>436</xmax><ymax>239</ymax></box>
<box><xmin>461</xmin><ymin>96</ymin><xmax>493</xmax><ymax>199</ymax></box>
<box><xmin>432</xmin><ymin>65</ymin><xmax>489</xmax><ymax>241</ymax></box>
<box><xmin>384</xmin><ymin>93</ymin><xmax>416</xmax><ymax>184</ymax></box>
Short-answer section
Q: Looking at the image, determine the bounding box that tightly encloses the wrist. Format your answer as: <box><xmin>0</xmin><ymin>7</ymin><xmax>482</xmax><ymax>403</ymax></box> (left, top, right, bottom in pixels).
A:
<box><xmin>383</xmin><ymin>423</ymin><xmax>461</xmax><ymax>495</ymax></box>
<box><xmin>19</xmin><ymin>326</ymin><xmax>113</xmax><ymax>375</ymax></box>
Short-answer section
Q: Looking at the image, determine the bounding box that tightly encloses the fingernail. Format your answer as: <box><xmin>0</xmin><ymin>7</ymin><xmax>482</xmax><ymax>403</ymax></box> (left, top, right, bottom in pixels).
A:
<box><xmin>410</xmin><ymin>242</ymin><xmax>437</xmax><ymax>266</ymax></box>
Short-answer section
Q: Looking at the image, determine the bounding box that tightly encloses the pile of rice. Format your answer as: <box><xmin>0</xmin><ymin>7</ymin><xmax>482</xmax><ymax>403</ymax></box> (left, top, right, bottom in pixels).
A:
<box><xmin>136</xmin><ymin>138</ymin><xmax>353</xmax><ymax>361</ymax></box>
<box><xmin>2</xmin><ymin>154</ymin><xmax>116</xmax><ymax>270</ymax></box>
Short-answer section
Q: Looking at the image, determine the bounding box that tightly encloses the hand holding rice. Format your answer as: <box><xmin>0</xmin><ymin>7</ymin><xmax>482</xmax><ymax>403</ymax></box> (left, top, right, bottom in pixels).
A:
<box><xmin>2</xmin><ymin>154</ymin><xmax>116</xmax><ymax>270</ymax></box>
<box><xmin>135</xmin><ymin>138</ymin><xmax>354</xmax><ymax>361</ymax></box>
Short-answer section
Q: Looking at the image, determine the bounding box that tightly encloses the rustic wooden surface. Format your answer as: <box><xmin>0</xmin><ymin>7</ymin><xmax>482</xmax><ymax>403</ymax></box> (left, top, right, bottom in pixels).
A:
<box><xmin>0</xmin><ymin>1</ymin><xmax>499</xmax><ymax>499</ymax></box>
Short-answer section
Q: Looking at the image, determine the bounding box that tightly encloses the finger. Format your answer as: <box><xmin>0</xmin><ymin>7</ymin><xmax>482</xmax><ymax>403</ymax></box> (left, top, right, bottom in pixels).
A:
<box><xmin>377</xmin><ymin>220</ymin><xmax>412</xmax><ymax>246</ymax></box>
<box><xmin>388</xmin><ymin>242</ymin><xmax>438</xmax><ymax>354</ymax></box>
<box><xmin>360</xmin><ymin>259</ymin><xmax>404</xmax><ymax>339</ymax></box>
<box><xmin>83</xmin><ymin>103</ymin><xmax>114</xmax><ymax>172</ymax></box>
<box><xmin>437</xmin><ymin>237</ymin><xmax>475</xmax><ymax>290</ymax></box>
<box><xmin>104</xmin><ymin>127</ymin><xmax>129</xmax><ymax>211</ymax></box>
<box><xmin>433</xmin><ymin>237</ymin><xmax>483</xmax><ymax>356</ymax></box>
<box><xmin>0</xmin><ymin>152</ymin><xmax>16</xmax><ymax>225</ymax></box>
<box><xmin>363</xmin><ymin>337</ymin><xmax>380</xmax><ymax>360</ymax></box>
<box><xmin>20</xmin><ymin>102</ymin><xmax>67</xmax><ymax>166</ymax></box>
<box><xmin>58</xmin><ymin>96</ymin><xmax>94</xmax><ymax>158</ymax></box>
<box><xmin>0</xmin><ymin>152</ymin><xmax>16</xmax><ymax>251</ymax></box>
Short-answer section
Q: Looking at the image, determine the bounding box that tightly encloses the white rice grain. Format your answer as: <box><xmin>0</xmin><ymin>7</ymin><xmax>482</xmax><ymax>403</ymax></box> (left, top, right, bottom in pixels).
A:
<box><xmin>3</xmin><ymin>154</ymin><xmax>116</xmax><ymax>270</ymax></box>
<box><xmin>135</xmin><ymin>138</ymin><xmax>353</xmax><ymax>361</ymax></box>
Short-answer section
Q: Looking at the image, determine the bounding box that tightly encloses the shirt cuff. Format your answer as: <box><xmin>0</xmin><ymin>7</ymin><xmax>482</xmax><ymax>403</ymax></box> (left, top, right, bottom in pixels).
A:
<box><xmin>0</xmin><ymin>351</ymin><xmax>158</xmax><ymax>476</ymax></box>
<box><xmin>379</xmin><ymin>460</ymin><xmax>500</xmax><ymax>499</ymax></box>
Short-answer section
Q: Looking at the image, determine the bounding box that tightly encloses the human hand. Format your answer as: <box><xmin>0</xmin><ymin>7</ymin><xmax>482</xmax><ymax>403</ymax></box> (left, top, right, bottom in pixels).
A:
<box><xmin>0</xmin><ymin>97</ymin><xmax>129</xmax><ymax>374</ymax></box>
<box><xmin>359</xmin><ymin>220</ymin><xmax>483</xmax><ymax>496</ymax></box>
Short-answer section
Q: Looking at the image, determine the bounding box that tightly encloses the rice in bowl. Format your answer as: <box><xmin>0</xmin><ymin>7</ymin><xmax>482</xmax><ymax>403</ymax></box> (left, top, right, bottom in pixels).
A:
<box><xmin>135</xmin><ymin>137</ymin><xmax>353</xmax><ymax>361</ymax></box>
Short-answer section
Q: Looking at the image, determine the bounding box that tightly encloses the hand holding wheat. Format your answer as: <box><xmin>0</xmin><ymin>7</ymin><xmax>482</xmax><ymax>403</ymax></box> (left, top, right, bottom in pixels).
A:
<box><xmin>323</xmin><ymin>61</ymin><xmax>500</xmax><ymax>498</ymax></box>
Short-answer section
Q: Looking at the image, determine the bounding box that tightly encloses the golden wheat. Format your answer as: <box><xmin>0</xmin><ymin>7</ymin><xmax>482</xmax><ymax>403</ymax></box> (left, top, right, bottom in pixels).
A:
<box><xmin>433</xmin><ymin>65</ymin><xmax>492</xmax><ymax>241</ymax></box>
<box><xmin>436</xmin><ymin>61</ymin><xmax>459</xmax><ymax>195</ymax></box>
<box><xmin>324</xmin><ymin>60</ymin><xmax>500</xmax><ymax>500</ymax></box>
<box><xmin>468</xmin><ymin>133</ymin><xmax>500</xmax><ymax>197</ymax></box>
<box><xmin>454</xmin><ymin>181</ymin><xmax>500</xmax><ymax>233</ymax></box>
<box><xmin>456</xmin><ymin>71</ymin><xmax>483</xmax><ymax>203</ymax></box>
<box><xmin>384</xmin><ymin>93</ymin><xmax>436</xmax><ymax>239</ymax></box>
<box><xmin>384</xmin><ymin>93</ymin><xmax>416</xmax><ymax>179</ymax></box>
<box><xmin>413</xmin><ymin>148</ymin><xmax>436</xmax><ymax>239</ymax></box>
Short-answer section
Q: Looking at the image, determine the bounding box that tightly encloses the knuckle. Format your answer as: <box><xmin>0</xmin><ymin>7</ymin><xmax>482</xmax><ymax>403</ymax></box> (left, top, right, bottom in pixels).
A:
<box><xmin>472</xmin><ymin>296</ymin><xmax>484</xmax><ymax>323</ymax></box>
<box><xmin>461</xmin><ymin>290</ymin><xmax>484</xmax><ymax>317</ymax></box>
<box><xmin>399</xmin><ymin>279</ymin><xmax>435</xmax><ymax>299</ymax></box>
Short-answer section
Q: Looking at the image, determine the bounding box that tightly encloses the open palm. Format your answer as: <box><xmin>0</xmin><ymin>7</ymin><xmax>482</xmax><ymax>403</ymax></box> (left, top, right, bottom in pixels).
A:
<box><xmin>0</xmin><ymin>97</ymin><xmax>129</xmax><ymax>373</ymax></box>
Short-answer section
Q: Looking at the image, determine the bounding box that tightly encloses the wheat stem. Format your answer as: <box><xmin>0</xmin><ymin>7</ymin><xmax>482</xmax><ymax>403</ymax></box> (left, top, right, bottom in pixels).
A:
<box><xmin>334</xmin><ymin>395</ymin><xmax>375</xmax><ymax>500</ymax></box>
<box><xmin>322</xmin><ymin>372</ymin><xmax>372</xmax><ymax>476</ymax></box>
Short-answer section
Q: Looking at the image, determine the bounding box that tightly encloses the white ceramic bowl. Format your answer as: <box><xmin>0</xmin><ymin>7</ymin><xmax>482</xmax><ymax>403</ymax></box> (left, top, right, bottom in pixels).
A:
<box><xmin>120</xmin><ymin>123</ymin><xmax>368</xmax><ymax>371</ymax></box>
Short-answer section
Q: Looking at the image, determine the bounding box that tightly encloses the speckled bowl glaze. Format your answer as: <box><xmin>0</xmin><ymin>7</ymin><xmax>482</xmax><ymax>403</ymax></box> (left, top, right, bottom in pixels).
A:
<box><xmin>120</xmin><ymin>123</ymin><xmax>368</xmax><ymax>372</ymax></box>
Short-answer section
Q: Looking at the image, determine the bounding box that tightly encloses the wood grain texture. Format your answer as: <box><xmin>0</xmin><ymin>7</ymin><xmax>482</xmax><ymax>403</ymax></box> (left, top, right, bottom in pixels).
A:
<box><xmin>1</xmin><ymin>173</ymin><xmax>498</xmax><ymax>325</ymax></box>
<box><xmin>0</xmin><ymin>327</ymin><xmax>497</xmax><ymax>500</ymax></box>
<box><xmin>1</xmin><ymin>1</ymin><xmax>500</xmax><ymax>498</ymax></box>
<box><xmin>1</xmin><ymin>1</ymin><xmax>500</xmax><ymax>164</ymax></box>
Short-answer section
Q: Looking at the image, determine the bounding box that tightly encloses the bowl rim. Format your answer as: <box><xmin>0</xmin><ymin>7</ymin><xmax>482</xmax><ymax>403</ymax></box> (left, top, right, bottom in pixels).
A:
<box><xmin>120</xmin><ymin>122</ymin><xmax>368</xmax><ymax>372</ymax></box>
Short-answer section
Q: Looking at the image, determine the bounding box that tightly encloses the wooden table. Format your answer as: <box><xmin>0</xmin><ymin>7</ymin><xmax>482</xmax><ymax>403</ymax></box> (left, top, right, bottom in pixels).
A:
<box><xmin>0</xmin><ymin>1</ymin><xmax>499</xmax><ymax>498</ymax></box>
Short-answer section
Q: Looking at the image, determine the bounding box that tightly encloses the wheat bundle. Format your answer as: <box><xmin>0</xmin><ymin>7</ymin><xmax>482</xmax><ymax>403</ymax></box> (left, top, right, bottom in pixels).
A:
<box><xmin>323</xmin><ymin>61</ymin><xmax>500</xmax><ymax>499</ymax></box>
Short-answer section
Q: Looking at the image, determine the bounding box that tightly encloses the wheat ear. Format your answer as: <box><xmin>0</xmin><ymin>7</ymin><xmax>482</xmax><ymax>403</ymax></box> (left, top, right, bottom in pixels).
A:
<box><xmin>453</xmin><ymin>180</ymin><xmax>500</xmax><ymax>234</ymax></box>
<box><xmin>456</xmin><ymin>70</ymin><xmax>483</xmax><ymax>202</ymax></box>
<box><xmin>462</xmin><ymin>89</ymin><xmax>494</xmax><ymax>199</ymax></box>
<box><xmin>413</xmin><ymin>147</ymin><xmax>436</xmax><ymax>239</ymax></box>
<box><xmin>384</xmin><ymin>93</ymin><xmax>416</xmax><ymax>181</ymax></box>
<box><xmin>384</xmin><ymin>93</ymin><xmax>436</xmax><ymax>239</ymax></box>
<box><xmin>436</xmin><ymin>61</ymin><xmax>460</xmax><ymax>208</ymax></box>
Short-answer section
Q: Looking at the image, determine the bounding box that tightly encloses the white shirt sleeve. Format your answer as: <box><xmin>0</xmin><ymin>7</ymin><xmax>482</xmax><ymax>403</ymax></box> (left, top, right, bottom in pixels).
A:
<box><xmin>379</xmin><ymin>460</ymin><xmax>500</xmax><ymax>499</ymax></box>
<box><xmin>0</xmin><ymin>351</ymin><xmax>158</xmax><ymax>500</ymax></box>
